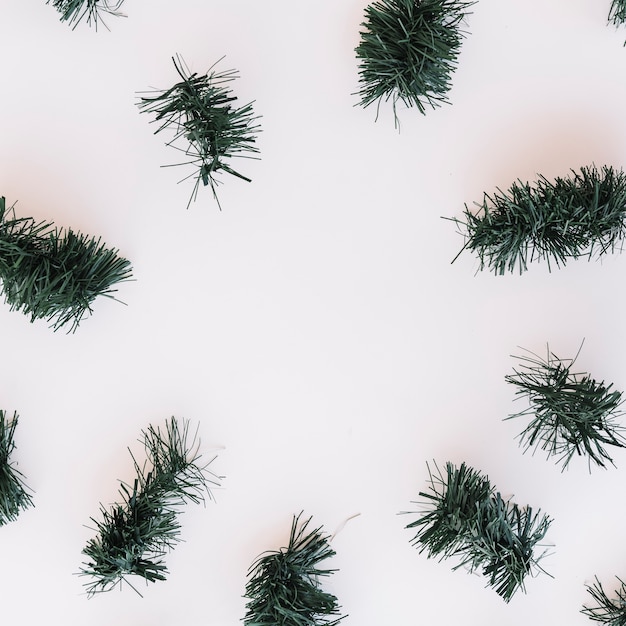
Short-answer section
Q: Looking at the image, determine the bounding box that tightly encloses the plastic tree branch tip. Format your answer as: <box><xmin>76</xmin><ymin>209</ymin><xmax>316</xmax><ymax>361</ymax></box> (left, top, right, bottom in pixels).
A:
<box><xmin>505</xmin><ymin>345</ymin><xmax>626</xmax><ymax>471</ymax></box>
<box><xmin>0</xmin><ymin>411</ymin><xmax>34</xmax><ymax>526</ymax></box>
<box><xmin>449</xmin><ymin>165</ymin><xmax>626</xmax><ymax>274</ymax></box>
<box><xmin>0</xmin><ymin>197</ymin><xmax>132</xmax><ymax>332</ymax></box>
<box><xmin>404</xmin><ymin>461</ymin><xmax>551</xmax><ymax>602</ymax></box>
<box><xmin>137</xmin><ymin>56</ymin><xmax>261</xmax><ymax>209</ymax></box>
<box><xmin>79</xmin><ymin>417</ymin><xmax>220</xmax><ymax>596</ymax></box>
<box><xmin>355</xmin><ymin>0</ymin><xmax>474</xmax><ymax>126</ymax></box>
<box><xmin>47</xmin><ymin>0</ymin><xmax>126</xmax><ymax>29</ymax></box>
<box><xmin>244</xmin><ymin>513</ymin><xmax>346</xmax><ymax>626</ymax></box>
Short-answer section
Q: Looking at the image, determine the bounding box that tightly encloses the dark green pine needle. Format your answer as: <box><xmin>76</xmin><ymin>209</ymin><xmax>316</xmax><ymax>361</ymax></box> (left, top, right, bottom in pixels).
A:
<box><xmin>244</xmin><ymin>513</ymin><xmax>346</xmax><ymax>626</ymax></box>
<box><xmin>505</xmin><ymin>345</ymin><xmax>626</xmax><ymax>471</ymax></box>
<box><xmin>0</xmin><ymin>197</ymin><xmax>133</xmax><ymax>332</ymax></box>
<box><xmin>583</xmin><ymin>576</ymin><xmax>626</xmax><ymax>625</ymax></box>
<box><xmin>404</xmin><ymin>461</ymin><xmax>551</xmax><ymax>602</ymax></box>
<box><xmin>0</xmin><ymin>411</ymin><xmax>34</xmax><ymax>526</ymax></box>
<box><xmin>80</xmin><ymin>417</ymin><xmax>220</xmax><ymax>596</ymax></box>
<box><xmin>355</xmin><ymin>0</ymin><xmax>475</xmax><ymax>124</ymax></box>
<box><xmin>137</xmin><ymin>56</ymin><xmax>261</xmax><ymax>210</ymax></box>
<box><xmin>47</xmin><ymin>0</ymin><xmax>126</xmax><ymax>29</ymax></box>
<box><xmin>449</xmin><ymin>165</ymin><xmax>626</xmax><ymax>274</ymax></box>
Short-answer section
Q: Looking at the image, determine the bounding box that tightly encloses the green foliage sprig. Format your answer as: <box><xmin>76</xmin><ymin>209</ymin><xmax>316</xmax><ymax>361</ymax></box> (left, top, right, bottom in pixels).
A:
<box><xmin>80</xmin><ymin>416</ymin><xmax>220</xmax><ymax>596</ymax></box>
<box><xmin>609</xmin><ymin>1</ymin><xmax>626</xmax><ymax>29</ymax></box>
<box><xmin>0</xmin><ymin>411</ymin><xmax>34</xmax><ymax>526</ymax></box>
<box><xmin>505</xmin><ymin>345</ymin><xmax>626</xmax><ymax>471</ymax></box>
<box><xmin>0</xmin><ymin>197</ymin><xmax>132</xmax><ymax>332</ymax></box>
<box><xmin>582</xmin><ymin>576</ymin><xmax>626</xmax><ymax>624</ymax></box>
<box><xmin>47</xmin><ymin>0</ymin><xmax>125</xmax><ymax>29</ymax></box>
<box><xmin>449</xmin><ymin>165</ymin><xmax>626</xmax><ymax>274</ymax></box>
<box><xmin>404</xmin><ymin>461</ymin><xmax>552</xmax><ymax>602</ymax></box>
<box><xmin>137</xmin><ymin>56</ymin><xmax>261</xmax><ymax>209</ymax></box>
<box><xmin>355</xmin><ymin>0</ymin><xmax>474</xmax><ymax>125</ymax></box>
<box><xmin>243</xmin><ymin>513</ymin><xmax>346</xmax><ymax>626</ymax></box>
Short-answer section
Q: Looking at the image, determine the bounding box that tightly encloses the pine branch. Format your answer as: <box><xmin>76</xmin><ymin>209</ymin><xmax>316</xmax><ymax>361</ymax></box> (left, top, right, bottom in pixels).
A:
<box><xmin>505</xmin><ymin>345</ymin><xmax>626</xmax><ymax>471</ymax></box>
<box><xmin>243</xmin><ymin>513</ymin><xmax>346</xmax><ymax>626</ymax></box>
<box><xmin>404</xmin><ymin>461</ymin><xmax>552</xmax><ymax>602</ymax></box>
<box><xmin>449</xmin><ymin>165</ymin><xmax>626</xmax><ymax>274</ymax></box>
<box><xmin>0</xmin><ymin>197</ymin><xmax>133</xmax><ymax>332</ymax></box>
<box><xmin>609</xmin><ymin>1</ymin><xmax>626</xmax><ymax>29</ymax></box>
<box><xmin>355</xmin><ymin>0</ymin><xmax>474</xmax><ymax>125</ymax></box>
<box><xmin>137</xmin><ymin>56</ymin><xmax>261</xmax><ymax>210</ymax></box>
<box><xmin>583</xmin><ymin>576</ymin><xmax>626</xmax><ymax>625</ymax></box>
<box><xmin>0</xmin><ymin>411</ymin><xmax>34</xmax><ymax>526</ymax></box>
<box><xmin>47</xmin><ymin>0</ymin><xmax>126</xmax><ymax>29</ymax></box>
<box><xmin>405</xmin><ymin>460</ymin><xmax>493</xmax><ymax>558</ymax></box>
<box><xmin>79</xmin><ymin>417</ymin><xmax>220</xmax><ymax>596</ymax></box>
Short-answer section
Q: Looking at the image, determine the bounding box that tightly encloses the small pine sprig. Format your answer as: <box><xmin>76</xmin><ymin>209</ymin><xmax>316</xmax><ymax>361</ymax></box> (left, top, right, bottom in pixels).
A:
<box><xmin>582</xmin><ymin>576</ymin><xmax>626</xmax><ymax>625</ymax></box>
<box><xmin>137</xmin><ymin>56</ymin><xmax>261</xmax><ymax>210</ymax></box>
<box><xmin>458</xmin><ymin>494</ymin><xmax>552</xmax><ymax>602</ymax></box>
<box><xmin>355</xmin><ymin>0</ymin><xmax>475</xmax><ymax>125</ymax></box>
<box><xmin>449</xmin><ymin>165</ymin><xmax>626</xmax><ymax>274</ymax></box>
<box><xmin>79</xmin><ymin>416</ymin><xmax>220</xmax><ymax>596</ymax></box>
<box><xmin>47</xmin><ymin>0</ymin><xmax>126</xmax><ymax>29</ymax></box>
<box><xmin>404</xmin><ymin>461</ymin><xmax>552</xmax><ymax>602</ymax></box>
<box><xmin>405</xmin><ymin>461</ymin><xmax>493</xmax><ymax>559</ymax></box>
<box><xmin>609</xmin><ymin>1</ymin><xmax>626</xmax><ymax>29</ymax></box>
<box><xmin>0</xmin><ymin>197</ymin><xmax>133</xmax><ymax>332</ymax></box>
<box><xmin>0</xmin><ymin>411</ymin><xmax>34</xmax><ymax>526</ymax></box>
<box><xmin>243</xmin><ymin>513</ymin><xmax>346</xmax><ymax>626</ymax></box>
<box><xmin>505</xmin><ymin>345</ymin><xmax>626</xmax><ymax>471</ymax></box>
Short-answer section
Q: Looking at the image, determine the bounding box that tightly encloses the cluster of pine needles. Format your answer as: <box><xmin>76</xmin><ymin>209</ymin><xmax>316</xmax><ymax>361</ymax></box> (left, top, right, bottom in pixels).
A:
<box><xmin>0</xmin><ymin>411</ymin><xmax>33</xmax><ymax>526</ymax></box>
<box><xmin>450</xmin><ymin>165</ymin><xmax>626</xmax><ymax>274</ymax></box>
<box><xmin>610</xmin><ymin>0</ymin><xmax>626</xmax><ymax>28</ymax></box>
<box><xmin>47</xmin><ymin>0</ymin><xmax>125</xmax><ymax>29</ymax></box>
<box><xmin>243</xmin><ymin>513</ymin><xmax>346</xmax><ymax>626</ymax></box>
<box><xmin>355</xmin><ymin>0</ymin><xmax>474</xmax><ymax>125</ymax></box>
<box><xmin>137</xmin><ymin>56</ymin><xmax>260</xmax><ymax>209</ymax></box>
<box><xmin>404</xmin><ymin>461</ymin><xmax>551</xmax><ymax>602</ymax></box>
<box><xmin>80</xmin><ymin>416</ymin><xmax>220</xmax><ymax>596</ymax></box>
<box><xmin>0</xmin><ymin>197</ymin><xmax>132</xmax><ymax>332</ymax></box>
<box><xmin>582</xmin><ymin>576</ymin><xmax>626</xmax><ymax>624</ymax></box>
<box><xmin>505</xmin><ymin>345</ymin><xmax>626</xmax><ymax>471</ymax></box>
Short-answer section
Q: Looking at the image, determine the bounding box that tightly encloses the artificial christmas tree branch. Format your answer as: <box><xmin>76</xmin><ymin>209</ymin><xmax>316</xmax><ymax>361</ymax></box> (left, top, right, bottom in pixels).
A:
<box><xmin>449</xmin><ymin>165</ymin><xmax>626</xmax><ymax>274</ymax></box>
<box><xmin>243</xmin><ymin>513</ymin><xmax>346</xmax><ymax>626</ymax></box>
<box><xmin>404</xmin><ymin>461</ymin><xmax>552</xmax><ymax>602</ymax></box>
<box><xmin>137</xmin><ymin>56</ymin><xmax>260</xmax><ymax>209</ymax></box>
<box><xmin>0</xmin><ymin>411</ymin><xmax>34</xmax><ymax>526</ymax></box>
<box><xmin>80</xmin><ymin>417</ymin><xmax>220</xmax><ymax>596</ymax></box>
<box><xmin>47</xmin><ymin>0</ymin><xmax>126</xmax><ymax>29</ymax></box>
<box><xmin>582</xmin><ymin>576</ymin><xmax>626</xmax><ymax>624</ymax></box>
<box><xmin>0</xmin><ymin>197</ymin><xmax>132</xmax><ymax>332</ymax></box>
<box><xmin>609</xmin><ymin>1</ymin><xmax>626</xmax><ymax>30</ymax></box>
<box><xmin>505</xmin><ymin>344</ymin><xmax>626</xmax><ymax>471</ymax></box>
<box><xmin>355</xmin><ymin>0</ymin><xmax>474</xmax><ymax>125</ymax></box>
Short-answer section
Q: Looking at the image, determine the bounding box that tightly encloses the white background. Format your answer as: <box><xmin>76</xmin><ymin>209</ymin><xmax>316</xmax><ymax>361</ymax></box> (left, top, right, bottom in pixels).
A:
<box><xmin>1</xmin><ymin>1</ymin><xmax>626</xmax><ymax>624</ymax></box>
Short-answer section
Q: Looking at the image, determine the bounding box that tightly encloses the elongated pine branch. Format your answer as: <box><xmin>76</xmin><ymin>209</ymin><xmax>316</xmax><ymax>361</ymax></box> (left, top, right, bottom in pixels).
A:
<box><xmin>404</xmin><ymin>461</ymin><xmax>551</xmax><ymax>602</ymax></box>
<box><xmin>505</xmin><ymin>345</ymin><xmax>626</xmax><ymax>470</ymax></box>
<box><xmin>80</xmin><ymin>417</ymin><xmax>220</xmax><ymax>596</ymax></box>
<box><xmin>355</xmin><ymin>0</ymin><xmax>474</xmax><ymax>125</ymax></box>
<box><xmin>449</xmin><ymin>165</ymin><xmax>626</xmax><ymax>274</ymax></box>
<box><xmin>0</xmin><ymin>411</ymin><xmax>34</xmax><ymax>526</ymax></box>
<box><xmin>244</xmin><ymin>513</ymin><xmax>346</xmax><ymax>626</ymax></box>
<box><xmin>47</xmin><ymin>0</ymin><xmax>126</xmax><ymax>29</ymax></box>
<box><xmin>582</xmin><ymin>576</ymin><xmax>626</xmax><ymax>624</ymax></box>
<box><xmin>137</xmin><ymin>56</ymin><xmax>261</xmax><ymax>209</ymax></box>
